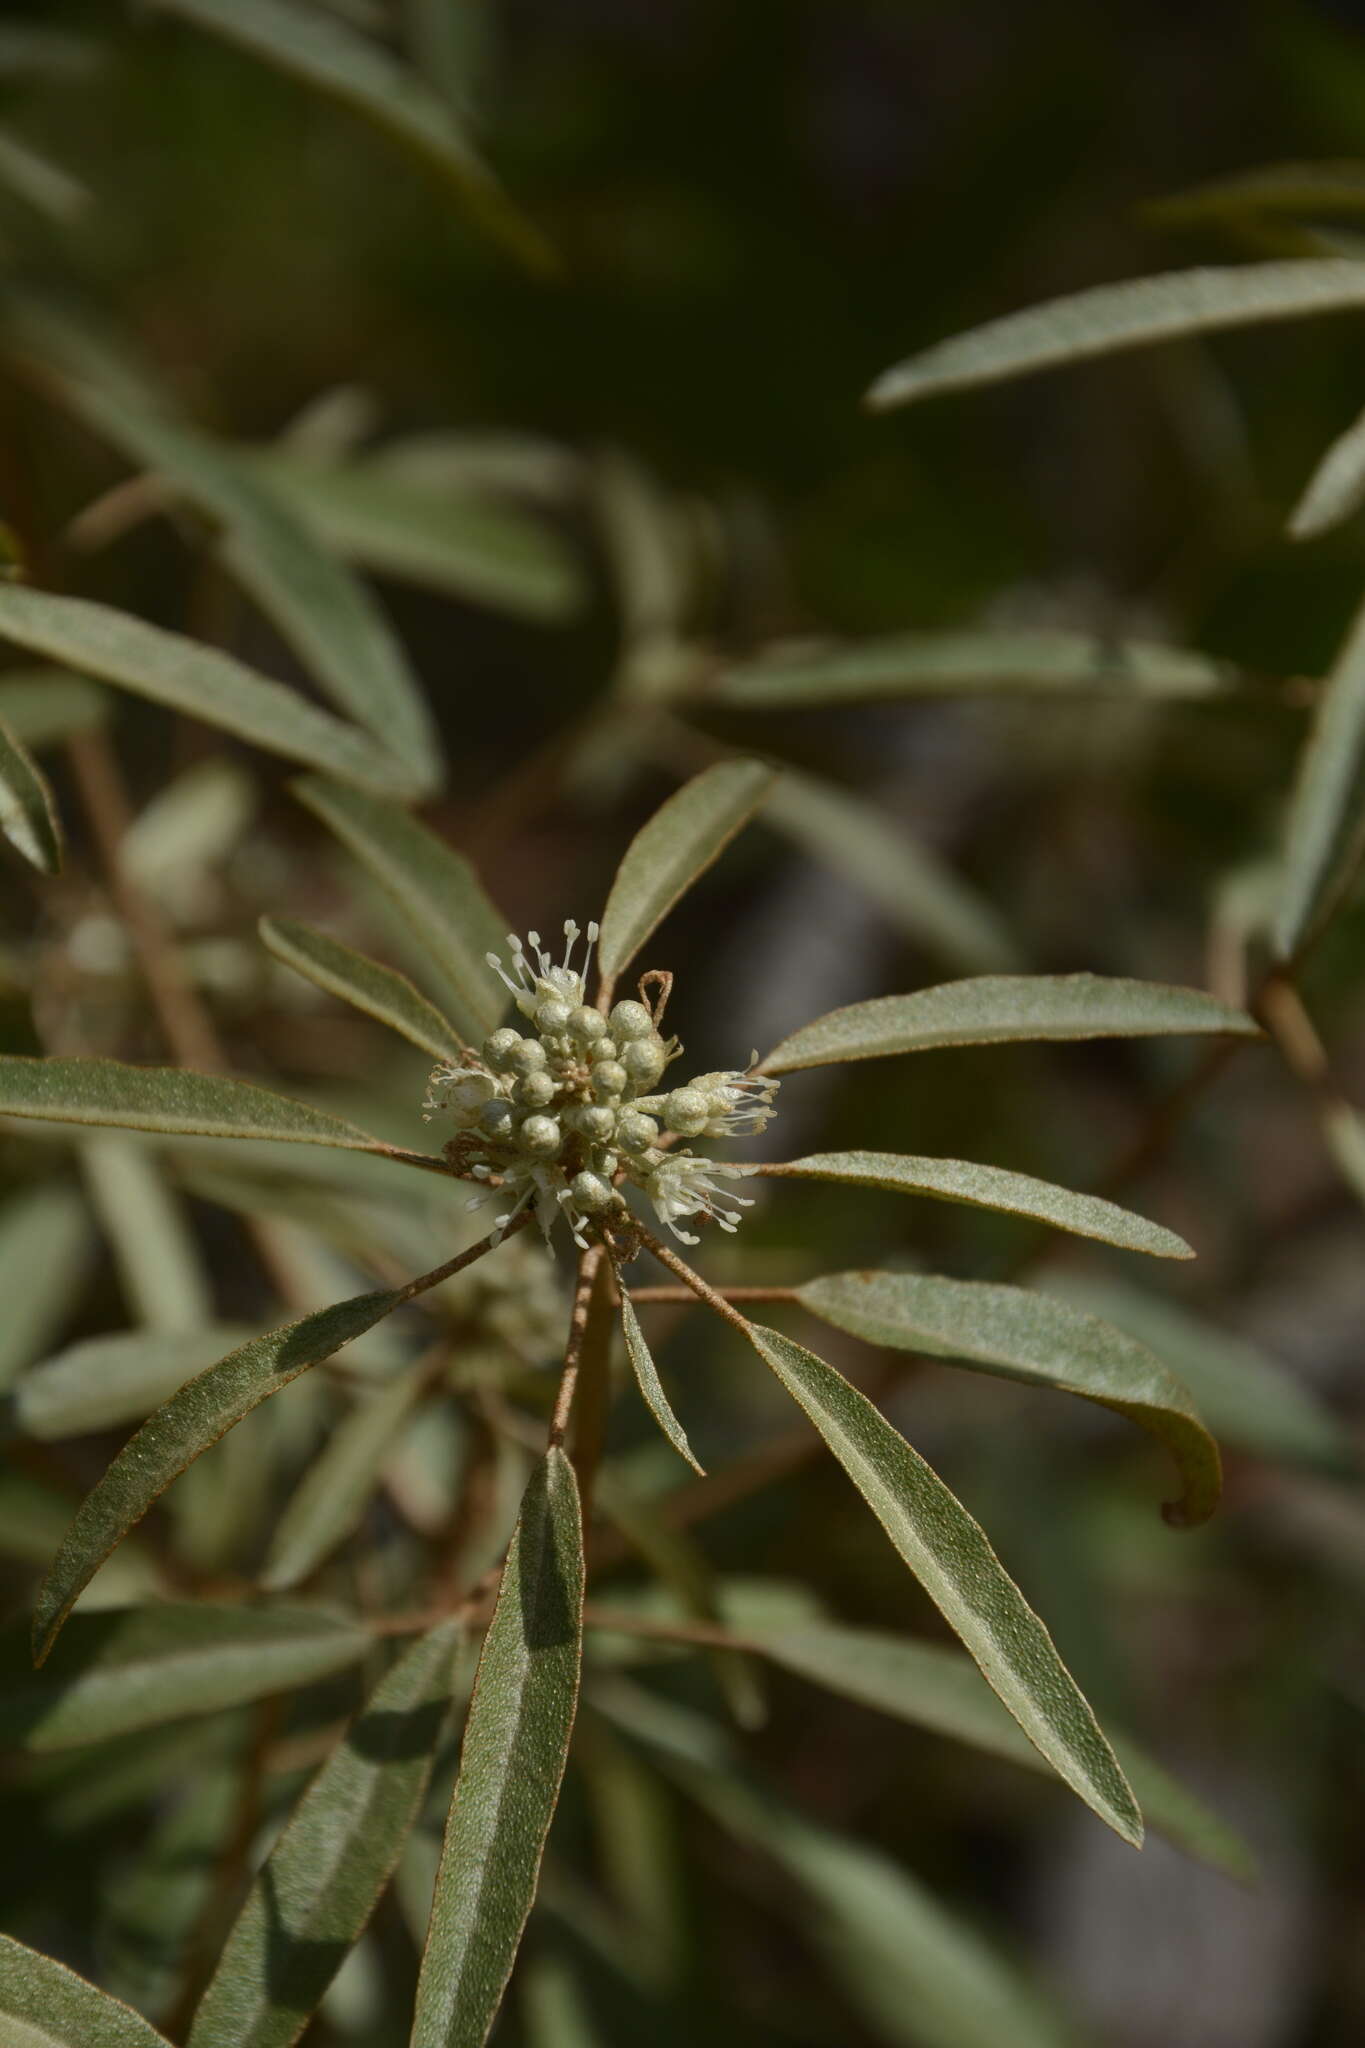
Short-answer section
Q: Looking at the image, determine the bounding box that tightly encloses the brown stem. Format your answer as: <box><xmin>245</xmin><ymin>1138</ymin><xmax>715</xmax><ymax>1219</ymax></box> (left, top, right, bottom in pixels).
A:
<box><xmin>1257</xmin><ymin>972</ymin><xmax>1331</xmax><ymax>1091</ymax></box>
<box><xmin>627</xmin><ymin>1283</ymin><xmax>798</xmax><ymax>1305</ymax></box>
<box><xmin>568</xmin><ymin>1251</ymin><xmax>616</xmax><ymax>1507</ymax></box>
<box><xmin>396</xmin><ymin>1211</ymin><xmax>531</xmax><ymax>1307</ymax></box>
<box><xmin>549</xmin><ymin>1242</ymin><xmax>606</xmax><ymax>1447</ymax></box>
<box><xmin>631</xmin><ymin>1221</ymin><xmax>754</xmax><ymax>1335</ymax></box>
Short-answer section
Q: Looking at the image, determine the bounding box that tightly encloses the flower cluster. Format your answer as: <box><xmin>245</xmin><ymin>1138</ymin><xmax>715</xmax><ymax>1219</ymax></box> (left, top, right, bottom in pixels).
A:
<box><xmin>424</xmin><ymin>920</ymin><xmax>778</xmax><ymax>1248</ymax></box>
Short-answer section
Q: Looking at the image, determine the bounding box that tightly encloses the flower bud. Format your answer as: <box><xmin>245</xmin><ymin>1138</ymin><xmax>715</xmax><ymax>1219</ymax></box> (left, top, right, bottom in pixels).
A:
<box><xmin>662</xmin><ymin>1086</ymin><xmax>709</xmax><ymax>1136</ymax></box>
<box><xmin>570</xmin><ymin>1170</ymin><xmax>614</xmax><ymax>1212</ymax></box>
<box><xmin>568</xmin><ymin>1005</ymin><xmax>607</xmax><ymax>1044</ymax></box>
<box><xmin>609</xmin><ymin>999</ymin><xmax>654</xmax><ymax>1042</ymax></box>
<box><xmin>591</xmin><ymin>1059</ymin><xmax>628</xmax><ymax>1098</ymax></box>
<box><xmin>479</xmin><ymin>1099</ymin><xmax>514</xmax><ymax>1139</ymax></box>
<box><xmin>535</xmin><ymin>997</ymin><xmax>573</xmax><ymax>1036</ymax></box>
<box><xmin>616</xmin><ymin>1109</ymin><xmax>659</xmax><ymax>1153</ymax></box>
<box><xmin>574</xmin><ymin>1104</ymin><xmax>616</xmax><ymax>1144</ymax></box>
<box><xmin>514</xmin><ymin>1070</ymin><xmax>556</xmax><ymax>1109</ymax></box>
<box><xmin>622</xmin><ymin>1037</ymin><xmax>666</xmax><ymax>1091</ymax></box>
<box><xmin>507</xmin><ymin>1038</ymin><xmax>547</xmax><ymax>1075</ymax></box>
<box><xmin>482</xmin><ymin>1028</ymin><xmax>525</xmax><ymax>1072</ymax></box>
<box><xmin>519</xmin><ymin>1114</ymin><xmax>561</xmax><ymax>1156</ymax></box>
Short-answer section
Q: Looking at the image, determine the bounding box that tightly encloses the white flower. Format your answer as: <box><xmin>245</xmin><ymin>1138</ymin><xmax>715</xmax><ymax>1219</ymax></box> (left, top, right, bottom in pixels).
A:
<box><xmin>485</xmin><ymin>920</ymin><xmax>598</xmax><ymax>1020</ymax></box>
<box><xmin>645</xmin><ymin>1154</ymin><xmax>755</xmax><ymax>1245</ymax></box>
<box><xmin>423</xmin><ymin>1064</ymin><xmax>500</xmax><ymax>1126</ymax></box>
<box><xmin>687</xmin><ymin>1064</ymin><xmax>779</xmax><ymax>1136</ymax></box>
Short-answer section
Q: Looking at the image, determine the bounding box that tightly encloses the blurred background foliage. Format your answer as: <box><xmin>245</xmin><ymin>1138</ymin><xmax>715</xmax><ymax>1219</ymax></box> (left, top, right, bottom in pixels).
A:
<box><xmin>3</xmin><ymin>3</ymin><xmax>1365</xmax><ymax>2045</ymax></box>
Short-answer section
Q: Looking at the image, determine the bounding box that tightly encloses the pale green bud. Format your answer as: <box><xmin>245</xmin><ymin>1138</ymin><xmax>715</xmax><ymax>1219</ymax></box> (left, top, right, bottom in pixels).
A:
<box><xmin>568</xmin><ymin>1005</ymin><xmax>607</xmax><ymax>1044</ymax></box>
<box><xmin>574</xmin><ymin>1104</ymin><xmax>616</xmax><ymax>1144</ymax></box>
<box><xmin>591</xmin><ymin>1059</ymin><xmax>628</xmax><ymax>1098</ymax></box>
<box><xmin>507</xmin><ymin>1038</ymin><xmax>547</xmax><ymax>1075</ymax></box>
<box><xmin>482</xmin><ymin>1027</ymin><xmax>525</xmax><ymax>1072</ymax></box>
<box><xmin>535</xmin><ymin>997</ymin><xmax>573</xmax><ymax>1036</ymax></box>
<box><xmin>570</xmin><ymin>1170</ymin><xmax>614</xmax><ymax>1212</ymax></box>
<box><xmin>519</xmin><ymin>1114</ymin><xmax>561</xmax><ymax>1156</ymax></box>
<box><xmin>514</xmin><ymin>1070</ymin><xmax>556</xmax><ymax>1109</ymax></box>
<box><xmin>662</xmin><ymin>1086</ymin><xmax>709</xmax><ymax>1136</ymax></box>
<box><xmin>616</xmin><ymin>1109</ymin><xmax>659</xmax><ymax>1152</ymax></box>
<box><xmin>609</xmin><ymin>999</ymin><xmax>654</xmax><ymax>1042</ymax></box>
<box><xmin>479</xmin><ymin>1099</ymin><xmax>514</xmax><ymax>1138</ymax></box>
<box><xmin>622</xmin><ymin>1037</ymin><xmax>666</xmax><ymax>1091</ymax></box>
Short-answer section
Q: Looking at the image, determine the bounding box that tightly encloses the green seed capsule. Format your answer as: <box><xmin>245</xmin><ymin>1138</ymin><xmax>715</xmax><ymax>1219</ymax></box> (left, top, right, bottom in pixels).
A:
<box><xmin>609</xmin><ymin>999</ymin><xmax>654</xmax><ymax>1042</ymax></box>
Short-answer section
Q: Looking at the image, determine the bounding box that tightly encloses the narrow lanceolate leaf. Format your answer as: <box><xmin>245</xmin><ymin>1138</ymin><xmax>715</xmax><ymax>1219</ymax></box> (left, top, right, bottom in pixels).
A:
<box><xmin>597</xmin><ymin>760</ymin><xmax>777</xmax><ymax>985</ymax></box>
<box><xmin>764</xmin><ymin>769</ymin><xmax>1020</xmax><ymax>974</ymax></box>
<box><xmin>0</xmin><ymin>585</ymin><xmax>416</xmax><ymax>795</ymax></box>
<box><xmin>293</xmin><ymin>777</ymin><xmax>506</xmax><ymax>1043</ymax></box>
<box><xmin>20</xmin><ymin>319</ymin><xmax>441</xmax><ymax>790</ymax></box>
<box><xmin>261</xmin><ymin>1364</ymin><xmax>427</xmax><ymax>1590</ymax></box>
<box><xmin>1275</xmin><ymin>591</ymin><xmax>1365</xmax><ymax>955</ymax></box>
<box><xmin>742</xmin><ymin>1323</ymin><xmax>1142</xmax><ymax>1844</ymax></box>
<box><xmin>0</xmin><ymin>666</ymin><xmax>110</xmax><ymax>747</ymax></box>
<box><xmin>31</xmin><ymin>1290</ymin><xmax>404</xmax><ymax>1661</ymax></box>
<box><xmin>797</xmin><ymin>1272</ymin><xmax>1220</xmax><ymax>1524</ymax></box>
<box><xmin>617</xmin><ymin>1287</ymin><xmax>703</xmax><ymax>1474</ymax></box>
<box><xmin>866</xmin><ymin>259</ymin><xmax>1365</xmax><ymax>411</ymax></box>
<box><xmin>0</xmin><ymin>1933</ymin><xmax>173</xmax><ymax>2046</ymax></box>
<box><xmin>0</xmin><ymin>712</ymin><xmax>61</xmax><ymax>871</ymax></box>
<box><xmin>766</xmin><ymin>1152</ymin><xmax>1193</xmax><ymax>1262</ymax></box>
<box><xmin>148</xmin><ymin>0</ymin><xmax>550</xmax><ymax>270</ymax></box>
<box><xmin>412</xmin><ymin>1449</ymin><xmax>584</xmax><ymax>2048</ymax></box>
<box><xmin>0</xmin><ymin>1054</ymin><xmax>392</xmax><ymax>1152</ymax></box>
<box><xmin>755</xmin><ymin>1623</ymin><xmax>1253</xmax><ymax>1879</ymax></box>
<box><xmin>0</xmin><ymin>1181</ymin><xmax>94</xmax><ymax>1391</ymax></box>
<box><xmin>712</xmin><ymin>629</ymin><xmax>1228</xmax><ymax>708</ymax></box>
<box><xmin>1289</xmin><ymin>400</ymin><xmax>1365</xmax><ymax>538</ymax></box>
<box><xmin>261</xmin><ymin>916</ymin><xmax>466</xmax><ymax>1064</ymax></box>
<box><xmin>0</xmin><ymin>1603</ymin><xmax>368</xmax><ymax>1751</ymax></box>
<box><xmin>252</xmin><ymin>453</ymin><xmax>586</xmax><ymax>623</ymax></box>
<box><xmin>762</xmin><ymin>972</ymin><xmax>1259</xmax><ymax>1074</ymax></box>
<box><xmin>15</xmin><ymin>1324</ymin><xmax>254</xmax><ymax>1439</ymax></box>
<box><xmin>189</xmin><ymin>1620</ymin><xmax>461</xmax><ymax>2048</ymax></box>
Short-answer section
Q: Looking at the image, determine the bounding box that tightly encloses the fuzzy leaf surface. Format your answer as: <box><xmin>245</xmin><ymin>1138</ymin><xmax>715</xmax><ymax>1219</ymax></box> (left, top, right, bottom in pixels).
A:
<box><xmin>768</xmin><ymin>1152</ymin><xmax>1192</xmax><ymax>1260</ymax></box>
<box><xmin>0</xmin><ymin>1602</ymin><xmax>368</xmax><ymax>1750</ymax></box>
<box><xmin>293</xmin><ymin>777</ymin><xmax>507</xmax><ymax>1043</ymax></box>
<box><xmin>797</xmin><ymin>1270</ymin><xmax>1220</xmax><ymax>1523</ymax></box>
<box><xmin>31</xmin><ymin>1290</ymin><xmax>404</xmax><ymax>1660</ymax></box>
<box><xmin>411</xmin><ymin>1449</ymin><xmax>584</xmax><ymax>2048</ymax></box>
<box><xmin>0</xmin><ymin>1933</ymin><xmax>172</xmax><ymax>2045</ymax></box>
<box><xmin>617</xmin><ymin>1286</ymin><xmax>703</xmax><ymax>1474</ymax></box>
<box><xmin>0</xmin><ymin>585</ymin><xmax>414</xmax><ymax>793</ymax></box>
<box><xmin>597</xmin><ymin>760</ymin><xmax>776</xmax><ymax>983</ymax></box>
<box><xmin>0</xmin><ymin>1055</ymin><xmax>391</xmax><ymax>1152</ymax></box>
<box><xmin>15</xmin><ymin>1324</ymin><xmax>255</xmax><ymax>1439</ymax></box>
<box><xmin>867</xmin><ymin>259</ymin><xmax>1365</xmax><ymax>409</ymax></box>
<box><xmin>763</xmin><ymin>972</ymin><xmax>1258</xmax><ymax>1073</ymax></box>
<box><xmin>742</xmin><ymin>1323</ymin><xmax>1142</xmax><ymax>1844</ymax></box>
<box><xmin>261</xmin><ymin>916</ymin><xmax>466</xmax><ymax>1064</ymax></box>
<box><xmin>190</xmin><ymin>1620</ymin><xmax>461</xmax><ymax>2048</ymax></box>
<box><xmin>0</xmin><ymin>713</ymin><xmax>61</xmax><ymax>872</ymax></box>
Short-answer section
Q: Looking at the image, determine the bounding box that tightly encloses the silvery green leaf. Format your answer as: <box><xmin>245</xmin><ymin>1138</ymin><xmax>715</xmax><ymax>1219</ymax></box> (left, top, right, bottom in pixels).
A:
<box><xmin>0</xmin><ymin>711</ymin><xmax>61</xmax><ymax>872</ymax></box>
<box><xmin>15</xmin><ymin>1325</ymin><xmax>254</xmax><ymax>1439</ymax></box>
<box><xmin>80</xmin><ymin>1136</ymin><xmax>214</xmax><ymax>1332</ymax></box>
<box><xmin>796</xmin><ymin>1271</ymin><xmax>1220</xmax><ymax>1523</ymax></box>
<box><xmin>412</xmin><ymin>1449</ymin><xmax>584</xmax><ymax>2048</ymax></box>
<box><xmin>0</xmin><ymin>666</ymin><xmax>109</xmax><ymax>748</ymax></box>
<box><xmin>617</xmin><ymin>1287</ymin><xmax>703</xmax><ymax>1474</ymax></box>
<box><xmin>147</xmin><ymin>0</ymin><xmax>550</xmax><ymax>269</ymax></box>
<box><xmin>713</xmin><ymin>629</ymin><xmax>1228</xmax><ymax>708</ymax></box>
<box><xmin>0</xmin><ymin>1181</ymin><xmax>94</xmax><ymax>1391</ymax></box>
<box><xmin>0</xmin><ymin>585</ymin><xmax>417</xmax><ymax>794</ymax></box>
<box><xmin>763</xmin><ymin>972</ymin><xmax>1259</xmax><ymax>1073</ymax></box>
<box><xmin>261</xmin><ymin>1364</ymin><xmax>427</xmax><ymax>1589</ymax></box>
<box><xmin>597</xmin><ymin>759</ymin><xmax>776</xmax><ymax>985</ymax></box>
<box><xmin>251</xmin><ymin>452</ymin><xmax>586</xmax><ymax>623</ymax></box>
<box><xmin>743</xmin><ymin>1323</ymin><xmax>1142</xmax><ymax>1844</ymax></box>
<box><xmin>763</xmin><ymin>768</ymin><xmax>1020</xmax><ymax>973</ymax></box>
<box><xmin>1289</xmin><ymin>399</ymin><xmax>1365</xmax><ymax>537</ymax></box>
<box><xmin>31</xmin><ymin>1290</ymin><xmax>405</xmax><ymax>1660</ymax></box>
<box><xmin>0</xmin><ymin>1933</ymin><xmax>173</xmax><ymax>2046</ymax></box>
<box><xmin>0</xmin><ymin>1054</ymin><xmax>396</xmax><ymax>1152</ymax></box>
<box><xmin>766</xmin><ymin>1152</ymin><xmax>1193</xmax><ymax>1261</ymax></box>
<box><xmin>0</xmin><ymin>1602</ymin><xmax>369</xmax><ymax>1750</ymax></box>
<box><xmin>262</xmin><ymin>915</ymin><xmax>466</xmax><ymax>1063</ymax></box>
<box><xmin>867</xmin><ymin>259</ymin><xmax>1365</xmax><ymax>410</ymax></box>
<box><xmin>189</xmin><ymin>1620</ymin><xmax>461</xmax><ymax>2048</ymax></box>
<box><xmin>293</xmin><ymin>776</ymin><xmax>507</xmax><ymax>1043</ymax></box>
<box><xmin>1274</xmin><ymin>593</ymin><xmax>1365</xmax><ymax>955</ymax></box>
<box><xmin>0</xmin><ymin>125</ymin><xmax>87</xmax><ymax>223</ymax></box>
